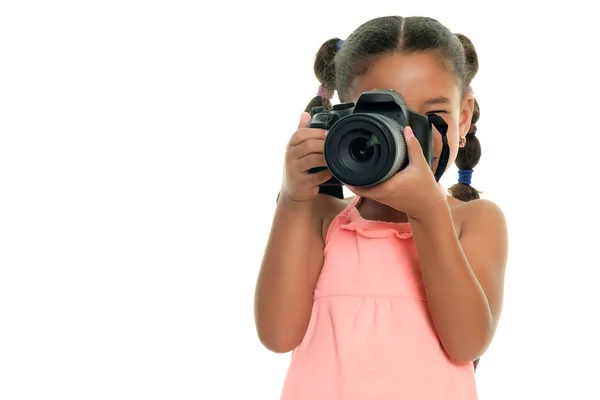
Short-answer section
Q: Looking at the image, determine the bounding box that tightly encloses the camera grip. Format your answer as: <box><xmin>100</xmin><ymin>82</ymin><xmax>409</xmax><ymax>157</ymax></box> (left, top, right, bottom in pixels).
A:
<box><xmin>308</xmin><ymin>164</ymin><xmax>343</xmax><ymax>198</ymax></box>
<box><xmin>307</xmin><ymin>166</ymin><xmax>341</xmax><ymax>186</ymax></box>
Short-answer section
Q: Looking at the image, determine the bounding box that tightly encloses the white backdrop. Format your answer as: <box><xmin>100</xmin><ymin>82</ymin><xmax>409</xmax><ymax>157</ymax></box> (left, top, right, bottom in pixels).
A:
<box><xmin>1</xmin><ymin>1</ymin><xmax>599</xmax><ymax>399</ymax></box>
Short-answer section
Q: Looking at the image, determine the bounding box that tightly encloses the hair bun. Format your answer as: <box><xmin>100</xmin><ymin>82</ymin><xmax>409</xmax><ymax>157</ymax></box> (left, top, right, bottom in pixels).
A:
<box><xmin>305</xmin><ymin>38</ymin><xmax>343</xmax><ymax>113</ymax></box>
<box><xmin>455</xmin><ymin>33</ymin><xmax>478</xmax><ymax>84</ymax></box>
<box><xmin>455</xmin><ymin>132</ymin><xmax>481</xmax><ymax>170</ymax></box>
<box><xmin>471</xmin><ymin>97</ymin><xmax>480</xmax><ymax>124</ymax></box>
<box><xmin>468</xmin><ymin>123</ymin><xmax>477</xmax><ymax>135</ymax></box>
<box><xmin>449</xmin><ymin>183</ymin><xmax>481</xmax><ymax>202</ymax></box>
<box><xmin>314</xmin><ymin>38</ymin><xmax>342</xmax><ymax>91</ymax></box>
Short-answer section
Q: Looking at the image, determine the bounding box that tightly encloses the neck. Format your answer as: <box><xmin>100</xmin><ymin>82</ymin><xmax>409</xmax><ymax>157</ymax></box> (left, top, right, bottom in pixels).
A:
<box><xmin>356</xmin><ymin>197</ymin><xmax>409</xmax><ymax>223</ymax></box>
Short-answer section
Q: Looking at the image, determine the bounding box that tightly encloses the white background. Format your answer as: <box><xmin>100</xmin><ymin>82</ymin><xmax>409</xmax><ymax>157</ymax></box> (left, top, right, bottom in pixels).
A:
<box><xmin>1</xmin><ymin>1</ymin><xmax>599</xmax><ymax>399</ymax></box>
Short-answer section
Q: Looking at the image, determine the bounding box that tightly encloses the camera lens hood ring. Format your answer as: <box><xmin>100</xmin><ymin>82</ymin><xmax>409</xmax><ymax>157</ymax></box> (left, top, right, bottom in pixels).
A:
<box><xmin>324</xmin><ymin>114</ymin><xmax>405</xmax><ymax>187</ymax></box>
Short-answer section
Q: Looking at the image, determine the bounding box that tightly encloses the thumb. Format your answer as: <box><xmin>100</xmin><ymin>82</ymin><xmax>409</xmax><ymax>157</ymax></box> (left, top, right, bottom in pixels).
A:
<box><xmin>298</xmin><ymin>111</ymin><xmax>312</xmax><ymax>129</ymax></box>
<box><xmin>404</xmin><ymin>126</ymin><xmax>426</xmax><ymax>165</ymax></box>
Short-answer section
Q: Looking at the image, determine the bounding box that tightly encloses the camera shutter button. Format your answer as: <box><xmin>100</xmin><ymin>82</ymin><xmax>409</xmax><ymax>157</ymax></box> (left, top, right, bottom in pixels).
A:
<box><xmin>318</xmin><ymin>114</ymin><xmax>332</xmax><ymax>122</ymax></box>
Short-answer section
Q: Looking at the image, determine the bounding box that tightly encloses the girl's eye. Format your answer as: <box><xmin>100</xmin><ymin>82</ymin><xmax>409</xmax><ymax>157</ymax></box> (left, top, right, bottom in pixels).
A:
<box><xmin>426</xmin><ymin>110</ymin><xmax>447</xmax><ymax>115</ymax></box>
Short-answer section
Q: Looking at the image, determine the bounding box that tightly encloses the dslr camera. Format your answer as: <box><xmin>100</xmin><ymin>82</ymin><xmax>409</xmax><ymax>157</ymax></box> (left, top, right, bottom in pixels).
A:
<box><xmin>308</xmin><ymin>89</ymin><xmax>448</xmax><ymax>187</ymax></box>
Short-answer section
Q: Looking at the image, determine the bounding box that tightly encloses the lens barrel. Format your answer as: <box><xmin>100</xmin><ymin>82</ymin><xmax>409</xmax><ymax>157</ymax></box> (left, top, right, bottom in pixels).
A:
<box><xmin>323</xmin><ymin>114</ymin><xmax>408</xmax><ymax>187</ymax></box>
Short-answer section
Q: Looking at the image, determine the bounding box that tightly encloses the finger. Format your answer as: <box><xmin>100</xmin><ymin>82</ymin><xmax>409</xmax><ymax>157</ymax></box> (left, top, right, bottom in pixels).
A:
<box><xmin>305</xmin><ymin>168</ymin><xmax>333</xmax><ymax>186</ymax></box>
<box><xmin>290</xmin><ymin>138</ymin><xmax>325</xmax><ymax>158</ymax></box>
<box><xmin>297</xmin><ymin>111</ymin><xmax>312</xmax><ymax>129</ymax></box>
<box><xmin>297</xmin><ymin>153</ymin><xmax>326</xmax><ymax>173</ymax></box>
<box><xmin>404</xmin><ymin>126</ymin><xmax>426</xmax><ymax>166</ymax></box>
<box><xmin>289</xmin><ymin>127</ymin><xmax>327</xmax><ymax>146</ymax></box>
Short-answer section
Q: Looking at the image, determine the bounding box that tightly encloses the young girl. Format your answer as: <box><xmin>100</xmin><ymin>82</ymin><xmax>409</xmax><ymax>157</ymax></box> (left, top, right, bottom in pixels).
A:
<box><xmin>255</xmin><ymin>15</ymin><xmax>508</xmax><ymax>400</ymax></box>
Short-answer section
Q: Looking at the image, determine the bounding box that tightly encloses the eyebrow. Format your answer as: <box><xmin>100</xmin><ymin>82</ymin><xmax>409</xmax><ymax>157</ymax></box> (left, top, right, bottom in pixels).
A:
<box><xmin>422</xmin><ymin>96</ymin><xmax>451</xmax><ymax>106</ymax></box>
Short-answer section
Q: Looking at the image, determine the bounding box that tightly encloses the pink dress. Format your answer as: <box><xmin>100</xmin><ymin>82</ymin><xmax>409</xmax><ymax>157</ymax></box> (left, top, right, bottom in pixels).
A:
<box><xmin>280</xmin><ymin>195</ymin><xmax>478</xmax><ymax>400</ymax></box>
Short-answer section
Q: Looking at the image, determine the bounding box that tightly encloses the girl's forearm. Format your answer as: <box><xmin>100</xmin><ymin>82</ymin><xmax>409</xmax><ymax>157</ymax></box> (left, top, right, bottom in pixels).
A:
<box><xmin>408</xmin><ymin>202</ymin><xmax>492</xmax><ymax>363</ymax></box>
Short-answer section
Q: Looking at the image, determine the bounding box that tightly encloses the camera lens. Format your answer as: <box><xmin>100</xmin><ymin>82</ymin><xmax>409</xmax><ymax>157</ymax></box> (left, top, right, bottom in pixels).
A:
<box><xmin>323</xmin><ymin>114</ymin><xmax>407</xmax><ymax>187</ymax></box>
<box><xmin>350</xmin><ymin>137</ymin><xmax>375</xmax><ymax>162</ymax></box>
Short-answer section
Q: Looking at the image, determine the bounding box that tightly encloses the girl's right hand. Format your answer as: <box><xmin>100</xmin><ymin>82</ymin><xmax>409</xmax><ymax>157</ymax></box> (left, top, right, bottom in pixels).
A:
<box><xmin>280</xmin><ymin>112</ymin><xmax>333</xmax><ymax>203</ymax></box>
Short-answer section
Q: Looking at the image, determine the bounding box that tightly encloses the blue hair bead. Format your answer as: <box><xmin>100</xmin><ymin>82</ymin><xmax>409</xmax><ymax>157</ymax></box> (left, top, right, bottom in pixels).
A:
<box><xmin>458</xmin><ymin>169</ymin><xmax>473</xmax><ymax>185</ymax></box>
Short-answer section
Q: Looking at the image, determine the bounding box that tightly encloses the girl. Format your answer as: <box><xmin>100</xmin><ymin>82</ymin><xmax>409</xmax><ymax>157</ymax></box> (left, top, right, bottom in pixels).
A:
<box><xmin>255</xmin><ymin>15</ymin><xmax>508</xmax><ymax>400</ymax></box>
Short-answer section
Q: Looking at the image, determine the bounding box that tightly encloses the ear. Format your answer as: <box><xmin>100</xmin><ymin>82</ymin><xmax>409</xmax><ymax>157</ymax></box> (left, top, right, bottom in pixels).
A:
<box><xmin>458</xmin><ymin>94</ymin><xmax>475</xmax><ymax>138</ymax></box>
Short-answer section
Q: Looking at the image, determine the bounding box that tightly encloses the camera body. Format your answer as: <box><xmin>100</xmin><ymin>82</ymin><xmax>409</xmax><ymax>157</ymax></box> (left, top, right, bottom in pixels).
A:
<box><xmin>308</xmin><ymin>89</ymin><xmax>436</xmax><ymax>187</ymax></box>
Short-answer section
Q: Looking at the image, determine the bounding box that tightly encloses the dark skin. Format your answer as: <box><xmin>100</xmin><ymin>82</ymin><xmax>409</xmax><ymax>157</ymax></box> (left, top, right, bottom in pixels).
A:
<box><xmin>254</xmin><ymin>52</ymin><xmax>508</xmax><ymax>364</ymax></box>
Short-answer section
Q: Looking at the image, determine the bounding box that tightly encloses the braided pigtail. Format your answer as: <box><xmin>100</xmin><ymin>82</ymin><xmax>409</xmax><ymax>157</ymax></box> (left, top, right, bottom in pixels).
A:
<box><xmin>448</xmin><ymin>33</ymin><xmax>482</xmax><ymax>202</ymax></box>
<box><xmin>304</xmin><ymin>38</ymin><xmax>344</xmax><ymax>113</ymax></box>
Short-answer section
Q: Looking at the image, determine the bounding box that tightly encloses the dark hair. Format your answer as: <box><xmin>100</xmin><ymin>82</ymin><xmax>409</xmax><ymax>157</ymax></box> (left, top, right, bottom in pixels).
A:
<box><xmin>305</xmin><ymin>16</ymin><xmax>482</xmax><ymax>202</ymax></box>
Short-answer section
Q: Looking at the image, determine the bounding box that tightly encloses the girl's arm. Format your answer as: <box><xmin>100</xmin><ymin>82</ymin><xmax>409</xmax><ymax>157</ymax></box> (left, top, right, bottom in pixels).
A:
<box><xmin>254</xmin><ymin>194</ymin><xmax>328</xmax><ymax>353</ymax></box>
<box><xmin>408</xmin><ymin>198</ymin><xmax>508</xmax><ymax>364</ymax></box>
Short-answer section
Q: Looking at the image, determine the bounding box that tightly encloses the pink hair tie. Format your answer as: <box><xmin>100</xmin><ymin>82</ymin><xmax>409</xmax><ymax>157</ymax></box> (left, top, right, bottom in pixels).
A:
<box><xmin>317</xmin><ymin>85</ymin><xmax>334</xmax><ymax>100</ymax></box>
<box><xmin>465</xmin><ymin>85</ymin><xmax>473</xmax><ymax>94</ymax></box>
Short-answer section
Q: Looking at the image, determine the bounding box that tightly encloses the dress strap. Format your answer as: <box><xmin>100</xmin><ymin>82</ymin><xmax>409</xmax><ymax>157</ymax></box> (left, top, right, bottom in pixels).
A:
<box><xmin>341</xmin><ymin>195</ymin><xmax>361</xmax><ymax>215</ymax></box>
<box><xmin>324</xmin><ymin>196</ymin><xmax>361</xmax><ymax>249</ymax></box>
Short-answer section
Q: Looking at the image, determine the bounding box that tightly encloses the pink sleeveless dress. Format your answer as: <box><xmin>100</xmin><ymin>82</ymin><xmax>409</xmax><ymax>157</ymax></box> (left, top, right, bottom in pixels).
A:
<box><xmin>280</xmin><ymin>195</ymin><xmax>478</xmax><ymax>400</ymax></box>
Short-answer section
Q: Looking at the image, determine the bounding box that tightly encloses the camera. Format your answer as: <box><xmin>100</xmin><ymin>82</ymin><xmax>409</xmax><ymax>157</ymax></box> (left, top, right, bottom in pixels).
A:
<box><xmin>308</xmin><ymin>89</ymin><xmax>448</xmax><ymax>187</ymax></box>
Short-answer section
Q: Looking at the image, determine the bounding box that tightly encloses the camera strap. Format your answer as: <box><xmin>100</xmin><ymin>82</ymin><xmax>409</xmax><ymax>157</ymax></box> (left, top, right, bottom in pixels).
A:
<box><xmin>427</xmin><ymin>114</ymin><xmax>450</xmax><ymax>182</ymax></box>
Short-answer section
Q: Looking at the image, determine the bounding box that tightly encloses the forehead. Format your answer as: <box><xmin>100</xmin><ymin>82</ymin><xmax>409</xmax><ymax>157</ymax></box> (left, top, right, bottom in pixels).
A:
<box><xmin>350</xmin><ymin>52</ymin><xmax>460</xmax><ymax>109</ymax></box>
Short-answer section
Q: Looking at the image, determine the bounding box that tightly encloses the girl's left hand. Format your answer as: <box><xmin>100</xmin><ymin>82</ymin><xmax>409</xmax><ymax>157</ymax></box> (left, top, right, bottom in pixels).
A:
<box><xmin>347</xmin><ymin>126</ymin><xmax>447</xmax><ymax>220</ymax></box>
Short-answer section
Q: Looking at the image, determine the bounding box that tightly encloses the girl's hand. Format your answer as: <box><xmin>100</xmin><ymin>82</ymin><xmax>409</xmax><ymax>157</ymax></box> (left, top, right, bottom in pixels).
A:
<box><xmin>280</xmin><ymin>112</ymin><xmax>333</xmax><ymax>203</ymax></box>
<box><xmin>347</xmin><ymin>126</ymin><xmax>447</xmax><ymax>220</ymax></box>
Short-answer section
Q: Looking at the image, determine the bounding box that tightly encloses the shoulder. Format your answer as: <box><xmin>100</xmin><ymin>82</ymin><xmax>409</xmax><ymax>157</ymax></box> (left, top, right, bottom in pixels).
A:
<box><xmin>455</xmin><ymin>198</ymin><xmax>508</xmax><ymax>238</ymax></box>
<box><xmin>464</xmin><ymin>198</ymin><xmax>506</xmax><ymax>223</ymax></box>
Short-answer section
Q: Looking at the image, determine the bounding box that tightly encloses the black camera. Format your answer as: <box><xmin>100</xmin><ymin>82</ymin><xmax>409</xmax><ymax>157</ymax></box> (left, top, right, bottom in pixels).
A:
<box><xmin>308</xmin><ymin>89</ymin><xmax>449</xmax><ymax>188</ymax></box>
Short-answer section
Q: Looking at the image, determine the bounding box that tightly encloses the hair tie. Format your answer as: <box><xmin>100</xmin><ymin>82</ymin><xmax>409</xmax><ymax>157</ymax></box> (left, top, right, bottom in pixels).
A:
<box><xmin>317</xmin><ymin>84</ymin><xmax>334</xmax><ymax>99</ymax></box>
<box><xmin>336</xmin><ymin>39</ymin><xmax>345</xmax><ymax>51</ymax></box>
<box><xmin>458</xmin><ymin>169</ymin><xmax>473</xmax><ymax>185</ymax></box>
<box><xmin>465</xmin><ymin>85</ymin><xmax>473</xmax><ymax>94</ymax></box>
